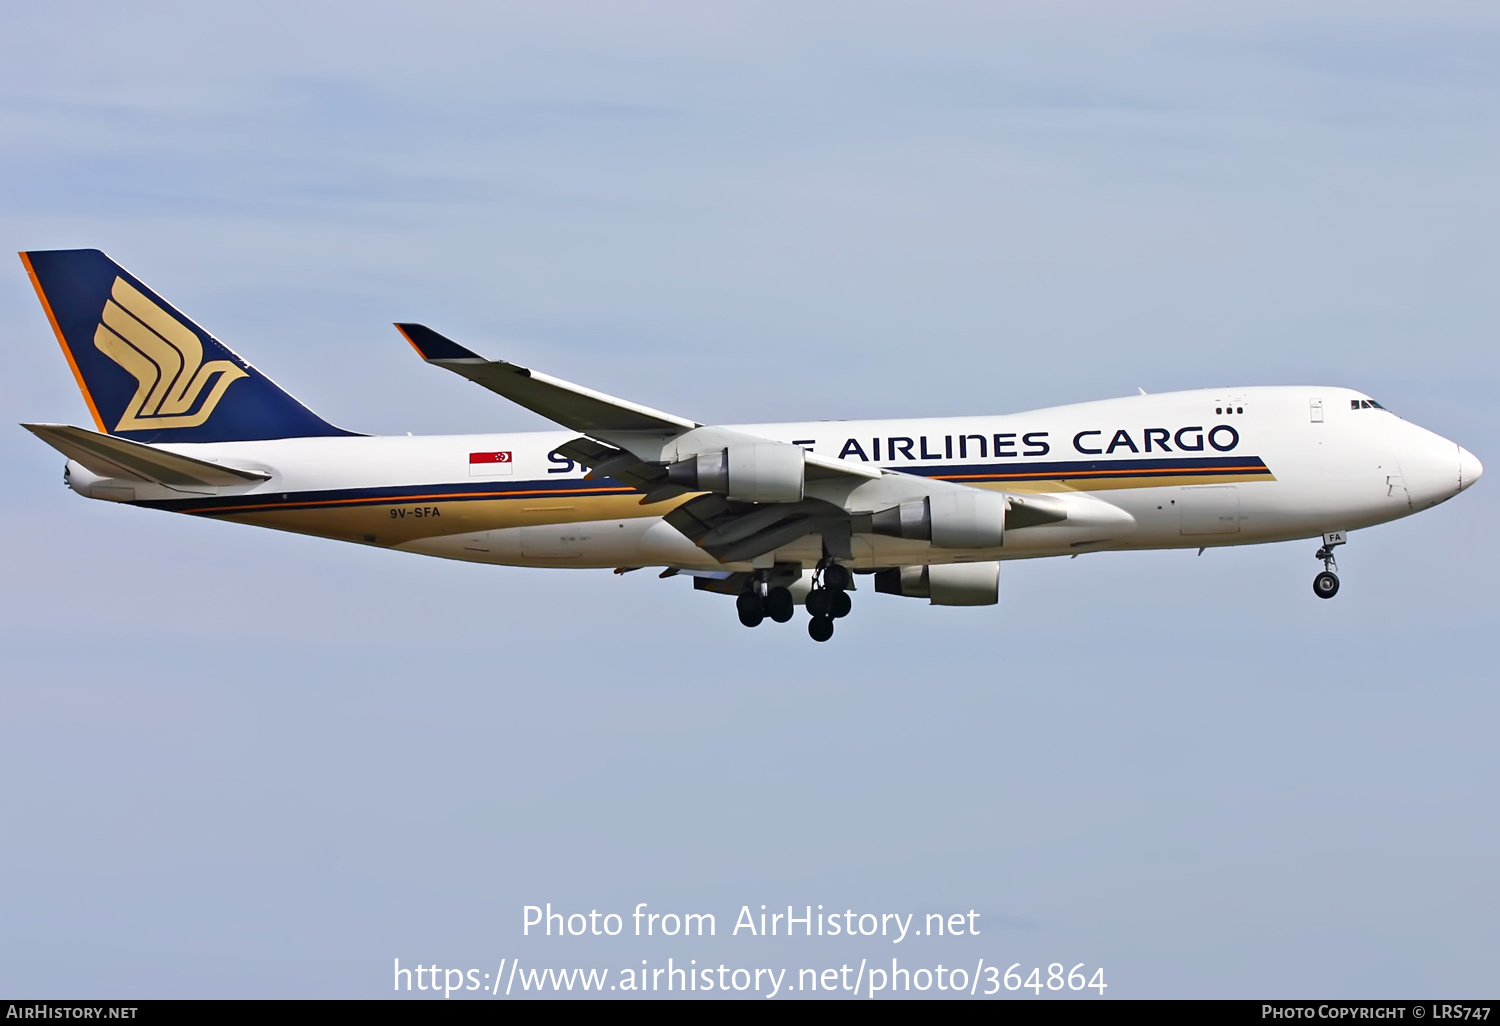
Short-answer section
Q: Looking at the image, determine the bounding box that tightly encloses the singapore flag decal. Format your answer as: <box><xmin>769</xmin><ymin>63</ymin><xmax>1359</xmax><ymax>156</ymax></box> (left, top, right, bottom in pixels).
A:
<box><xmin>469</xmin><ymin>451</ymin><xmax>513</xmax><ymax>477</ymax></box>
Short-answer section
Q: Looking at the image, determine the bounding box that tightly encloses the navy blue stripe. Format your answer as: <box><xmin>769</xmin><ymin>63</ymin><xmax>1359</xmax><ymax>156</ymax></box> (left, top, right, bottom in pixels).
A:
<box><xmin>133</xmin><ymin>456</ymin><xmax>1272</xmax><ymax>516</ymax></box>
<box><xmin>896</xmin><ymin>456</ymin><xmax>1271</xmax><ymax>480</ymax></box>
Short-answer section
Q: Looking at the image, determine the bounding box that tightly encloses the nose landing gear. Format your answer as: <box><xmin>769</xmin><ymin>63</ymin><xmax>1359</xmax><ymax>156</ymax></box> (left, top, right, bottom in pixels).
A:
<box><xmin>1312</xmin><ymin>531</ymin><xmax>1346</xmax><ymax>599</ymax></box>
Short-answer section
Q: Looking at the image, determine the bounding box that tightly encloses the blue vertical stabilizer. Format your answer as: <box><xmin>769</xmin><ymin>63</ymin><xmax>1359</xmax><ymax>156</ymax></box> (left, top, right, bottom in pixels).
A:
<box><xmin>21</xmin><ymin>249</ymin><xmax>356</xmax><ymax>442</ymax></box>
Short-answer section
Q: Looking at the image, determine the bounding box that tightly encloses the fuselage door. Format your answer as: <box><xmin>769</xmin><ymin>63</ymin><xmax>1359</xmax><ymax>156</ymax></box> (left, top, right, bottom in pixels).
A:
<box><xmin>1310</xmin><ymin>398</ymin><xmax>1324</xmax><ymax>423</ymax></box>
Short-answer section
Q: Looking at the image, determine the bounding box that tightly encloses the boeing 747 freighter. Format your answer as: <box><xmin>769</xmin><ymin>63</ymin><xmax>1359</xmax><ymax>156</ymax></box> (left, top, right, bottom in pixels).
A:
<box><xmin>20</xmin><ymin>250</ymin><xmax>1482</xmax><ymax>641</ymax></box>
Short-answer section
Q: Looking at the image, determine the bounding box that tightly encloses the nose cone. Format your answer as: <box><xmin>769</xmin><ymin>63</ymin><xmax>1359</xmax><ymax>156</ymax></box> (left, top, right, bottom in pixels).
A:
<box><xmin>1458</xmin><ymin>446</ymin><xmax>1483</xmax><ymax>492</ymax></box>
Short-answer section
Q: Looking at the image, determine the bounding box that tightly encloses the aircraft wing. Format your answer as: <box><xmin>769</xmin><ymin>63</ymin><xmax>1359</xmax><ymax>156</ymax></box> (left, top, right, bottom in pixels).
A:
<box><xmin>397</xmin><ymin>325</ymin><xmax>976</xmax><ymax>564</ymax></box>
<box><xmin>400</xmin><ymin>323</ymin><xmax>879</xmax><ymax>474</ymax></box>
<box><xmin>22</xmin><ymin>423</ymin><xmax>271</xmax><ymax>487</ymax></box>
<box><xmin>396</xmin><ymin>323</ymin><xmax>699</xmax><ymax>435</ymax></box>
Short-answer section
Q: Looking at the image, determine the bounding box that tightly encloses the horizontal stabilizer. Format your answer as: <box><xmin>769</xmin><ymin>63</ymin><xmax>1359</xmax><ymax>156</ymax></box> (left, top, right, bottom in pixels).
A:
<box><xmin>395</xmin><ymin>323</ymin><xmax>698</xmax><ymax>436</ymax></box>
<box><xmin>22</xmin><ymin>423</ymin><xmax>271</xmax><ymax>487</ymax></box>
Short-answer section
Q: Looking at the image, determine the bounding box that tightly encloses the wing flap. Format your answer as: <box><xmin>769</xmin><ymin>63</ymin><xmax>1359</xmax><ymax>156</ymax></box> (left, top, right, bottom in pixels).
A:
<box><xmin>22</xmin><ymin>423</ymin><xmax>271</xmax><ymax>487</ymax></box>
<box><xmin>664</xmin><ymin>493</ymin><xmax>844</xmax><ymax>562</ymax></box>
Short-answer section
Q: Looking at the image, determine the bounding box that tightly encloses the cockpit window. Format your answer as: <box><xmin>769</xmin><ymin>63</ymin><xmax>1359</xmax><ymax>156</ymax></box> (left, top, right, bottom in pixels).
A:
<box><xmin>1351</xmin><ymin>399</ymin><xmax>1388</xmax><ymax>410</ymax></box>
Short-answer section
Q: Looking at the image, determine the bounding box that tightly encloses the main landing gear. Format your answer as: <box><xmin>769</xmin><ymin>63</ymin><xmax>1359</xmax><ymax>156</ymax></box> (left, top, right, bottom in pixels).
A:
<box><xmin>737</xmin><ymin>584</ymin><xmax>794</xmax><ymax>627</ymax></box>
<box><xmin>1313</xmin><ymin>531</ymin><xmax>1346</xmax><ymax>600</ymax></box>
<box><xmin>735</xmin><ymin>561</ymin><xmax>853</xmax><ymax>641</ymax></box>
<box><xmin>805</xmin><ymin>561</ymin><xmax>852</xmax><ymax>643</ymax></box>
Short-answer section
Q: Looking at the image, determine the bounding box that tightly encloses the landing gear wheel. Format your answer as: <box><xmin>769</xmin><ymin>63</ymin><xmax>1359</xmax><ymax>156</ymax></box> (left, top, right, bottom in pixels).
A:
<box><xmin>830</xmin><ymin>590</ymin><xmax>852</xmax><ymax>619</ymax></box>
<box><xmin>822</xmin><ymin>563</ymin><xmax>851</xmax><ymax>592</ymax></box>
<box><xmin>1311</xmin><ymin>532</ymin><xmax>1346</xmax><ymax>599</ymax></box>
<box><xmin>736</xmin><ymin>591</ymin><xmax>766</xmax><ymax>627</ymax></box>
<box><xmin>806</xmin><ymin>589</ymin><xmax>832</xmax><ymax>618</ymax></box>
<box><xmin>765</xmin><ymin>586</ymin><xmax>794</xmax><ymax>623</ymax></box>
<box><xmin>808</xmin><ymin>615</ymin><xmax>834</xmax><ymax>642</ymax></box>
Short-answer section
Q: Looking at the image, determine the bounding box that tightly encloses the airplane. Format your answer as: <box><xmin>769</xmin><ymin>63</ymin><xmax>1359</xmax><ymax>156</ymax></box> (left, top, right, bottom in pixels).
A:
<box><xmin>18</xmin><ymin>249</ymin><xmax>1483</xmax><ymax>642</ymax></box>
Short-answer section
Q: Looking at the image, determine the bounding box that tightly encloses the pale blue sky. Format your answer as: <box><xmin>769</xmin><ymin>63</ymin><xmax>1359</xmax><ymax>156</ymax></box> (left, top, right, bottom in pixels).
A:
<box><xmin>1</xmin><ymin>1</ymin><xmax>1496</xmax><ymax>998</ymax></box>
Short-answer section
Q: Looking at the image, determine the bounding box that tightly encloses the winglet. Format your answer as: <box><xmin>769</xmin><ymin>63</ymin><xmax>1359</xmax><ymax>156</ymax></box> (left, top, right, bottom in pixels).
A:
<box><xmin>395</xmin><ymin>323</ymin><xmax>487</xmax><ymax>363</ymax></box>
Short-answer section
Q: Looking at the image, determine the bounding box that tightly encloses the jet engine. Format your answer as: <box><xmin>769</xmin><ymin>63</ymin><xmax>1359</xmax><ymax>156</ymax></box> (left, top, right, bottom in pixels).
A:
<box><xmin>873</xmin><ymin>562</ymin><xmax>1000</xmax><ymax>606</ymax></box>
<box><xmin>666</xmin><ymin>443</ymin><xmax>805</xmax><ymax>503</ymax></box>
<box><xmin>870</xmin><ymin>490</ymin><xmax>1006</xmax><ymax>549</ymax></box>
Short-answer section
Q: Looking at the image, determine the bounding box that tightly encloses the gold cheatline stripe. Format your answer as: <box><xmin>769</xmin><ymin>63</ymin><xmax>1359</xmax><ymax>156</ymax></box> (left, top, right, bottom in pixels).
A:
<box><xmin>192</xmin><ymin>485</ymin><xmax>636</xmax><ymax>516</ymax></box>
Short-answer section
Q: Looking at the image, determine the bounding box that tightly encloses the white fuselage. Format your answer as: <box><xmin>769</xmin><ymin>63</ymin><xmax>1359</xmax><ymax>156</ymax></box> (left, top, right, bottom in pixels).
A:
<box><xmin>63</xmin><ymin>386</ymin><xmax>1479</xmax><ymax>572</ymax></box>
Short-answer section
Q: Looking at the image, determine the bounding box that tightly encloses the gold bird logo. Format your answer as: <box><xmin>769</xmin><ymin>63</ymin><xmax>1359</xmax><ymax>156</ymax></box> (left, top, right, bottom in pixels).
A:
<box><xmin>93</xmin><ymin>276</ymin><xmax>247</xmax><ymax>431</ymax></box>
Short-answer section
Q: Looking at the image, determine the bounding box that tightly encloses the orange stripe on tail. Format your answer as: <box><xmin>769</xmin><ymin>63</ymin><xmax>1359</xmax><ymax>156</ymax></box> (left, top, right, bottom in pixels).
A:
<box><xmin>19</xmin><ymin>251</ymin><xmax>107</xmax><ymax>432</ymax></box>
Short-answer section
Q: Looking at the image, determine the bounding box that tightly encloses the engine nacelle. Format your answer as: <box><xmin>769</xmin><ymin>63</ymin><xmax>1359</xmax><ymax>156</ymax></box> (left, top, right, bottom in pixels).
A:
<box><xmin>666</xmin><ymin>443</ymin><xmax>805</xmax><ymax>503</ymax></box>
<box><xmin>870</xmin><ymin>490</ymin><xmax>1006</xmax><ymax>549</ymax></box>
<box><xmin>873</xmin><ymin>562</ymin><xmax>1000</xmax><ymax>606</ymax></box>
